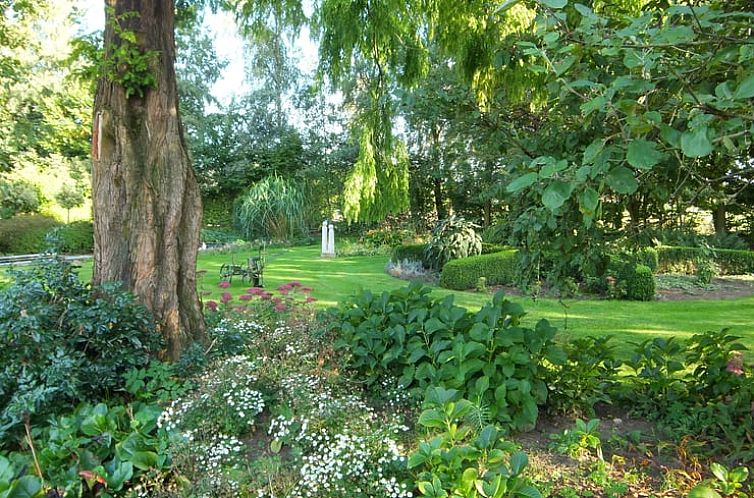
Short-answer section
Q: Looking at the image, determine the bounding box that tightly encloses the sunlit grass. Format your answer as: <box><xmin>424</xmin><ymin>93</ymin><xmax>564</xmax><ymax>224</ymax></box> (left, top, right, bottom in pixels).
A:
<box><xmin>3</xmin><ymin>244</ymin><xmax>752</xmax><ymax>356</ymax></box>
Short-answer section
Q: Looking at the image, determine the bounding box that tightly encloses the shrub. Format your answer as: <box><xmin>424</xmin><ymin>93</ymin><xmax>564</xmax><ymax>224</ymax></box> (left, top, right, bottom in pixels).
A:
<box><xmin>391</xmin><ymin>243</ymin><xmax>426</xmax><ymax>265</ymax></box>
<box><xmin>657</xmin><ymin>246</ymin><xmax>754</xmax><ymax>275</ymax></box>
<box><xmin>0</xmin><ymin>257</ymin><xmax>162</xmax><ymax>440</ymax></box>
<box><xmin>625</xmin><ymin>264</ymin><xmax>655</xmax><ymax>301</ymax></box>
<box><xmin>439</xmin><ymin>250</ymin><xmax>517</xmax><ymax>290</ymax></box>
<box><xmin>330</xmin><ymin>283</ymin><xmax>561</xmax><ymax>432</ymax></box>
<box><xmin>424</xmin><ymin>216</ymin><xmax>482</xmax><ymax>270</ymax></box>
<box><xmin>54</xmin><ymin>220</ymin><xmax>94</xmax><ymax>253</ymax></box>
<box><xmin>696</xmin><ymin>259</ymin><xmax>718</xmax><ymax>285</ymax></box>
<box><xmin>0</xmin><ymin>214</ymin><xmax>60</xmax><ymax>254</ymax></box>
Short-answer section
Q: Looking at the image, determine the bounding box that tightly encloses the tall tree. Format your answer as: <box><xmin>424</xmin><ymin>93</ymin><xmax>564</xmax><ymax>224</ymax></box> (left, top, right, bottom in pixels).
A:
<box><xmin>92</xmin><ymin>0</ymin><xmax>205</xmax><ymax>359</ymax></box>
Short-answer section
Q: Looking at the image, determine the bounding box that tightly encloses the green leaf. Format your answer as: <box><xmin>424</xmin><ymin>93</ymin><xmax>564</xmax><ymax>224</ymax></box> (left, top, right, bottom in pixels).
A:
<box><xmin>129</xmin><ymin>451</ymin><xmax>158</xmax><ymax>471</ymax></box>
<box><xmin>516</xmin><ymin>486</ymin><xmax>543</xmax><ymax>498</ymax></box>
<box><xmin>0</xmin><ymin>457</ymin><xmax>12</xmax><ymax>483</ymax></box>
<box><xmin>106</xmin><ymin>461</ymin><xmax>133</xmax><ymax>491</ymax></box>
<box><xmin>270</xmin><ymin>439</ymin><xmax>282</xmax><ymax>454</ymax></box>
<box><xmin>733</xmin><ymin>73</ymin><xmax>754</xmax><ymax>100</ymax></box>
<box><xmin>542</xmin><ymin>181</ymin><xmax>573</xmax><ymax>212</ymax></box>
<box><xmin>553</xmin><ymin>55</ymin><xmax>577</xmax><ymax>76</ymax></box>
<box><xmin>540</xmin><ymin>159</ymin><xmax>568</xmax><ymax>179</ymax></box>
<box><xmin>709</xmin><ymin>462</ymin><xmax>727</xmax><ymax>482</ymax></box>
<box><xmin>583</xmin><ymin>139</ymin><xmax>604</xmax><ymax>165</ymax></box>
<box><xmin>541</xmin><ymin>0</ymin><xmax>567</xmax><ymax>8</ymax></box>
<box><xmin>507</xmin><ymin>172</ymin><xmax>538</xmax><ymax>193</ymax></box>
<box><xmin>511</xmin><ymin>451</ymin><xmax>529</xmax><ymax>475</ymax></box>
<box><xmin>681</xmin><ymin>128</ymin><xmax>713</xmax><ymax>158</ymax></box>
<box><xmin>4</xmin><ymin>476</ymin><xmax>42</xmax><ymax>498</ymax></box>
<box><xmin>606</xmin><ymin>166</ymin><xmax>638</xmax><ymax>194</ymax></box>
<box><xmin>626</xmin><ymin>139</ymin><xmax>664</xmax><ymax>170</ymax></box>
<box><xmin>476</xmin><ymin>425</ymin><xmax>498</xmax><ymax>449</ymax></box>
<box><xmin>688</xmin><ymin>486</ymin><xmax>722</xmax><ymax>498</ymax></box>
<box><xmin>418</xmin><ymin>409</ymin><xmax>446</xmax><ymax>428</ymax></box>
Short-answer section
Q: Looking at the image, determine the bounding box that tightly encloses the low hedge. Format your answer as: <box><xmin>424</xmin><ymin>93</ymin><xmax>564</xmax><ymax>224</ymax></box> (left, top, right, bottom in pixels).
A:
<box><xmin>657</xmin><ymin>246</ymin><xmax>754</xmax><ymax>275</ymax></box>
<box><xmin>391</xmin><ymin>243</ymin><xmax>426</xmax><ymax>265</ymax></box>
<box><xmin>481</xmin><ymin>242</ymin><xmax>509</xmax><ymax>254</ymax></box>
<box><xmin>0</xmin><ymin>214</ymin><xmax>61</xmax><ymax>254</ymax></box>
<box><xmin>439</xmin><ymin>250</ymin><xmax>518</xmax><ymax>290</ymax></box>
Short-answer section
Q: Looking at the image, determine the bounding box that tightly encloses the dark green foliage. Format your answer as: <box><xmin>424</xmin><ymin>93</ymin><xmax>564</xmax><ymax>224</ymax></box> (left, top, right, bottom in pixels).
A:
<box><xmin>424</xmin><ymin>216</ymin><xmax>482</xmax><ymax>270</ymax></box>
<box><xmin>439</xmin><ymin>250</ymin><xmax>518</xmax><ymax>290</ymax></box>
<box><xmin>0</xmin><ymin>455</ymin><xmax>42</xmax><ymax>497</ymax></box>
<box><xmin>657</xmin><ymin>246</ymin><xmax>754</xmax><ymax>275</ymax></box>
<box><xmin>0</xmin><ymin>214</ymin><xmax>60</xmax><ymax>254</ymax></box>
<box><xmin>330</xmin><ymin>283</ymin><xmax>561</xmax><ymax>432</ymax></box>
<box><xmin>636</xmin><ymin>247</ymin><xmax>658</xmax><ymax>273</ymax></box>
<box><xmin>545</xmin><ymin>336</ymin><xmax>621</xmax><ymax>417</ymax></box>
<box><xmin>0</xmin><ymin>257</ymin><xmax>162</xmax><ymax>440</ymax></box>
<box><xmin>203</xmin><ymin>196</ymin><xmax>234</xmax><ymax>227</ymax></box>
<box><xmin>54</xmin><ymin>221</ymin><xmax>94</xmax><ymax>254</ymax></box>
<box><xmin>36</xmin><ymin>402</ymin><xmax>172</xmax><ymax>495</ymax></box>
<box><xmin>391</xmin><ymin>243</ymin><xmax>427</xmax><ymax>265</ymax></box>
<box><xmin>620</xmin><ymin>330</ymin><xmax>753</xmax><ymax>460</ymax></box>
<box><xmin>625</xmin><ymin>264</ymin><xmax>655</xmax><ymax>301</ymax></box>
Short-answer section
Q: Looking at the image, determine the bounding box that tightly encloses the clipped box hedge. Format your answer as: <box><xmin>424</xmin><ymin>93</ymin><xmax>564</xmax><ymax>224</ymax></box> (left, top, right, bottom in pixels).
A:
<box><xmin>657</xmin><ymin>246</ymin><xmax>754</xmax><ymax>275</ymax></box>
<box><xmin>439</xmin><ymin>250</ymin><xmax>518</xmax><ymax>290</ymax></box>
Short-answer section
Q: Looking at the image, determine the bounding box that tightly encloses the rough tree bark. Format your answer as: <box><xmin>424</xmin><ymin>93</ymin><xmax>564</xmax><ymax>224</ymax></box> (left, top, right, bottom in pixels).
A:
<box><xmin>92</xmin><ymin>0</ymin><xmax>205</xmax><ymax>360</ymax></box>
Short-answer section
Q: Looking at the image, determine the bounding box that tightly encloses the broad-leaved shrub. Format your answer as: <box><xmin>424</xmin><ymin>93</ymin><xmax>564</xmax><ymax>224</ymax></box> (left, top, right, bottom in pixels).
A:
<box><xmin>0</xmin><ymin>257</ymin><xmax>162</xmax><ymax>440</ymax></box>
<box><xmin>331</xmin><ymin>283</ymin><xmax>561</xmax><ymax>431</ymax></box>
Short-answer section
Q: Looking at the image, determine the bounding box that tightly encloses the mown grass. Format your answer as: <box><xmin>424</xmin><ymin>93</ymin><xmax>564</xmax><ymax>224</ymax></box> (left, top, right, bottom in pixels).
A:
<box><xmin>3</xmin><ymin>245</ymin><xmax>753</xmax><ymax>355</ymax></box>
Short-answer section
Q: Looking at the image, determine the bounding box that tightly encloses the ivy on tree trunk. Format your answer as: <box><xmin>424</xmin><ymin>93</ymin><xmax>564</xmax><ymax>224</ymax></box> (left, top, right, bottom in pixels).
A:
<box><xmin>92</xmin><ymin>0</ymin><xmax>205</xmax><ymax>360</ymax></box>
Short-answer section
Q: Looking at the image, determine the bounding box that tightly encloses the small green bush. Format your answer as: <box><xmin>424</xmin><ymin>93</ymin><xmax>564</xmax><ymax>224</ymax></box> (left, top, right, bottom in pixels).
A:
<box><xmin>439</xmin><ymin>250</ymin><xmax>517</xmax><ymax>290</ymax></box>
<box><xmin>391</xmin><ymin>243</ymin><xmax>426</xmax><ymax>265</ymax></box>
<box><xmin>55</xmin><ymin>220</ymin><xmax>94</xmax><ymax>254</ymax></box>
<box><xmin>0</xmin><ymin>214</ymin><xmax>60</xmax><ymax>254</ymax></box>
<box><xmin>625</xmin><ymin>264</ymin><xmax>655</xmax><ymax>301</ymax></box>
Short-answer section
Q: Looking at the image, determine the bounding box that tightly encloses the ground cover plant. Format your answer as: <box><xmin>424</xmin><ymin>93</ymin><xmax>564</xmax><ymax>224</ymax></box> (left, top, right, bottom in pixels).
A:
<box><xmin>1</xmin><ymin>258</ymin><xmax>752</xmax><ymax>497</ymax></box>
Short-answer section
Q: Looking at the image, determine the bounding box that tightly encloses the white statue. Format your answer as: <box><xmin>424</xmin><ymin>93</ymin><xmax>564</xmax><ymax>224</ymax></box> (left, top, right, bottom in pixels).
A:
<box><xmin>327</xmin><ymin>222</ymin><xmax>335</xmax><ymax>256</ymax></box>
<box><xmin>321</xmin><ymin>220</ymin><xmax>329</xmax><ymax>256</ymax></box>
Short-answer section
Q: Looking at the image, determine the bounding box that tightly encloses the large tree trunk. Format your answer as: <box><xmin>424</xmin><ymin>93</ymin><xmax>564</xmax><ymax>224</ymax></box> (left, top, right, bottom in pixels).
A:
<box><xmin>92</xmin><ymin>0</ymin><xmax>205</xmax><ymax>360</ymax></box>
<box><xmin>712</xmin><ymin>204</ymin><xmax>727</xmax><ymax>235</ymax></box>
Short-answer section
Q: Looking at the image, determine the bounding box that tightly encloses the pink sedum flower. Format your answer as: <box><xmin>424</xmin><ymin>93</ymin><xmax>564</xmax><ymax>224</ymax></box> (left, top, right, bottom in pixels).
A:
<box><xmin>239</xmin><ymin>294</ymin><xmax>252</xmax><ymax>301</ymax></box>
<box><xmin>305</xmin><ymin>296</ymin><xmax>317</xmax><ymax>304</ymax></box>
<box><xmin>205</xmin><ymin>300</ymin><xmax>218</xmax><ymax>312</ymax></box>
<box><xmin>274</xmin><ymin>303</ymin><xmax>287</xmax><ymax>312</ymax></box>
<box><xmin>726</xmin><ymin>353</ymin><xmax>744</xmax><ymax>376</ymax></box>
<box><xmin>221</xmin><ymin>292</ymin><xmax>233</xmax><ymax>304</ymax></box>
<box><xmin>218</xmin><ymin>281</ymin><xmax>231</xmax><ymax>289</ymax></box>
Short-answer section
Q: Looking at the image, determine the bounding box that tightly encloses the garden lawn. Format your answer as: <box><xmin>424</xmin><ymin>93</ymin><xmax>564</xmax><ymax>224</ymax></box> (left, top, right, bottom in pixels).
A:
<box><xmin>6</xmin><ymin>245</ymin><xmax>753</xmax><ymax>355</ymax></box>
